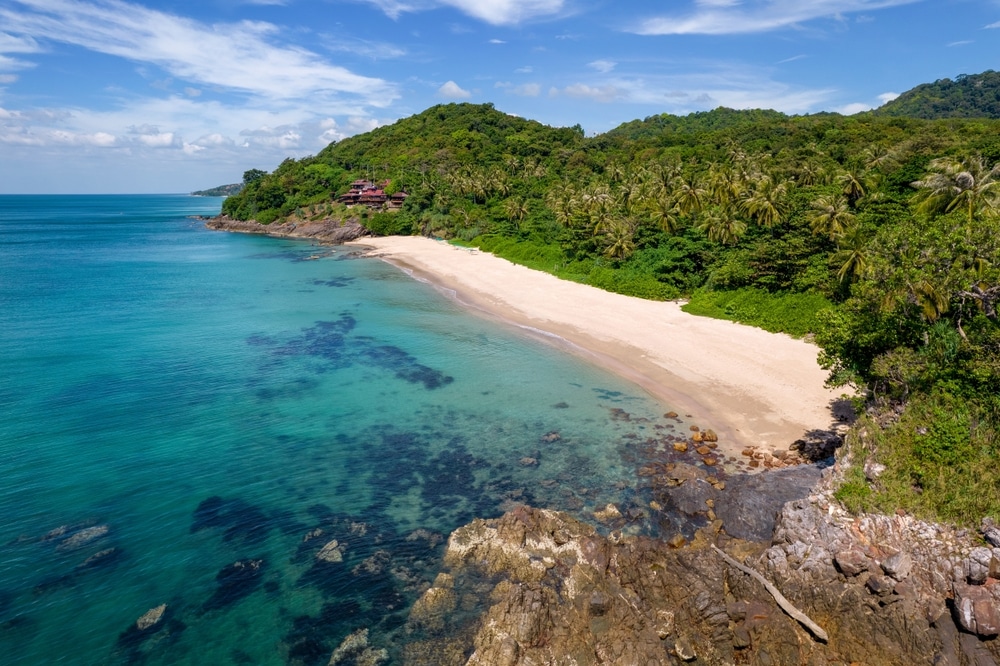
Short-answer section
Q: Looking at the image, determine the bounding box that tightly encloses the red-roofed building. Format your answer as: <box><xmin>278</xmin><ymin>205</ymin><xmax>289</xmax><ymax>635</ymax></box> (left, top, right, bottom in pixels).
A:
<box><xmin>337</xmin><ymin>179</ymin><xmax>408</xmax><ymax>210</ymax></box>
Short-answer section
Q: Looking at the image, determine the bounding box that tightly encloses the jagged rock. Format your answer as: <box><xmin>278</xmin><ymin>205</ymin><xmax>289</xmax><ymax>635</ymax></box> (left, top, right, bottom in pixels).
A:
<box><xmin>881</xmin><ymin>551</ymin><xmax>914</xmax><ymax>581</ymax></box>
<box><xmin>316</xmin><ymin>539</ymin><xmax>343</xmax><ymax>563</ymax></box>
<box><xmin>703</xmin><ymin>429</ymin><xmax>718</xmax><ymax>442</ymax></box>
<box><xmin>673</xmin><ymin>442</ymin><xmax>688</xmax><ymax>453</ymax></box>
<box><xmin>414</xmin><ymin>497</ymin><xmax>1000</xmax><ymax>666</ymax></box>
<box><xmin>983</xmin><ymin>518</ymin><xmax>1000</xmax><ymax>548</ymax></box>
<box><xmin>835</xmin><ymin>549</ymin><xmax>870</xmax><ymax>577</ymax></box>
<box><xmin>135</xmin><ymin>604</ymin><xmax>166</xmax><ymax>631</ymax></box>
<box><xmin>866</xmin><ymin>574</ymin><xmax>896</xmax><ymax>597</ymax></box>
<box><xmin>954</xmin><ymin>583</ymin><xmax>1000</xmax><ymax>637</ymax></box>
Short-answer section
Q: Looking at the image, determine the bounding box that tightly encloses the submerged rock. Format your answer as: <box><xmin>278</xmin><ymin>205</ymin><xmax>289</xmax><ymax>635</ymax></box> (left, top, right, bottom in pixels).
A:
<box><xmin>56</xmin><ymin>525</ymin><xmax>109</xmax><ymax>551</ymax></box>
<box><xmin>135</xmin><ymin>604</ymin><xmax>167</xmax><ymax>631</ymax></box>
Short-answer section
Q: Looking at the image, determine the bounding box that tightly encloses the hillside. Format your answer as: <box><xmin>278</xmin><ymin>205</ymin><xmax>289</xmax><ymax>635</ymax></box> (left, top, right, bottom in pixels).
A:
<box><xmin>192</xmin><ymin>183</ymin><xmax>242</xmax><ymax>197</ymax></box>
<box><xmin>875</xmin><ymin>70</ymin><xmax>1000</xmax><ymax>119</ymax></box>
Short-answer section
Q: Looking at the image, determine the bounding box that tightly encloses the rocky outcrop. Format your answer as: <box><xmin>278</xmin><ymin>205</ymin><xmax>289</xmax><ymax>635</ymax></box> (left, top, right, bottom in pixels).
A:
<box><xmin>206</xmin><ymin>216</ymin><xmax>370</xmax><ymax>243</ymax></box>
<box><xmin>404</xmin><ymin>498</ymin><xmax>1000</xmax><ymax>665</ymax></box>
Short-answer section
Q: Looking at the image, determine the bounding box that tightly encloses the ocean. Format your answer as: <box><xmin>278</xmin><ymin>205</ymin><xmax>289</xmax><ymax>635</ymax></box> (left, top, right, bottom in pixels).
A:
<box><xmin>0</xmin><ymin>194</ymin><xmax>691</xmax><ymax>664</ymax></box>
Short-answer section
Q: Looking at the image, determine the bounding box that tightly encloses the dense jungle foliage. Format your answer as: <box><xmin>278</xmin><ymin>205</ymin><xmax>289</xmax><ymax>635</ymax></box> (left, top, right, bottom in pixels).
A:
<box><xmin>221</xmin><ymin>94</ymin><xmax>1000</xmax><ymax>526</ymax></box>
<box><xmin>875</xmin><ymin>70</ymin><xmax>1000</xmax><ymax>120</ymax></box>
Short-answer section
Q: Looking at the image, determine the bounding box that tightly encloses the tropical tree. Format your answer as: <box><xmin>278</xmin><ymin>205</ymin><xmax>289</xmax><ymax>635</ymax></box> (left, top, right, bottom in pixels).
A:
<box><xmin>742</xmin><ymin>175</ymin><xmax>790</xmax><ymax>228</ymax></box>
<box><xmin>696</xmin><ymin>206</ymin><xmax>746</xmax><ymax>246</ymax></box>
<box><xmin>833</xmin><ymin>225</ymin><xmax>869</xmax><ymax>283</ymax></box>
<box><xmin>911</xmin><ymin>155</ymin><xmax>1000</xmax><ymax>225</ymax></box>
<box><xmin>809</xmin><ymin>193</ymin><xmax>856</xmax><ymax>240</ymax></box>
<box><xmin>602</xmin><ymin>217</ymin><xmax>637</xmax><ymax>260</ymax></box>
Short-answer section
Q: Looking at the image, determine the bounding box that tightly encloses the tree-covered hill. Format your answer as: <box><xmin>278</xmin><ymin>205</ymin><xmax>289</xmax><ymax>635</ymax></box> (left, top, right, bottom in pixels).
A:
<box><xmin>192</xmin><ymin>183</ymin><xmax>242</xmax><ymax>197</ymax></box>
<box><xmin>874</xmin><ymin>70</ymin><xmax>1000</xmax><ymax>119</ymax></box>
<box><xmin>217</xmin><ymin>96</ymin><xmax>1000</xmax><ymax>527</ymax></box>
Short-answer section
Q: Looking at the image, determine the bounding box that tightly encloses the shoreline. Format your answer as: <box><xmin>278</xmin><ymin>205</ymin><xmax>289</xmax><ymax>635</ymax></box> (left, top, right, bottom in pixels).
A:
<box><xmin>349</xmin><ymin>236</ymin><xmax>846</xmax><ymax>459</ymax></box>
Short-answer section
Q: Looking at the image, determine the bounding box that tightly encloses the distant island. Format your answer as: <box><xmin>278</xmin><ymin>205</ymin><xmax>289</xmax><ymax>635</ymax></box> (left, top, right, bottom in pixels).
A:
<box><xmin>192</xmin><ymin>183</ymin><xmax>242</xmax><ymax>197</ymax></box>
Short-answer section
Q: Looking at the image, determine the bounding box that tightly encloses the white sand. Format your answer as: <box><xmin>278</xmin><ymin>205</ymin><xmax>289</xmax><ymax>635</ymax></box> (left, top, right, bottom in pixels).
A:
<box><xmin>351</xmin><ymin>236</ymin><xmax>845</xmax><ymax>455</ymax></box>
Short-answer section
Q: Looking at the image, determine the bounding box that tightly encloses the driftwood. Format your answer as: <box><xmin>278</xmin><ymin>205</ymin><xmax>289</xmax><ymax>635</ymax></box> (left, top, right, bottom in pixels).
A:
<box><xmin>711</xmin><ymin>544</ymin><xmax>829</xmax><ymax>643</ymax></box>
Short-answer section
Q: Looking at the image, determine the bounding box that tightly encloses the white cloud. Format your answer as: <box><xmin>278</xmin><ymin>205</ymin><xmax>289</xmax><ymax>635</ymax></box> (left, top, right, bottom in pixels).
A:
<box><xmin>877</xmin><ymin>91</ymin><xmax>899</xmax><ymax>104</ymax></box>
<box><xmin>633</xmin><ymin>0</ymin><xmax>920</xmax><ymax>35</ymax></box>
<box><xmin>947</xmin><ymin>40</ymin><xmax>972</xmax><ymax>47</ymax></box>
<box><xmin>495</xmin><ymin>81</ymin><xmax>540</xmax><ymax>97</ymax></box>
<box><xmin>184</xmin><ymin>87</ymin><xmax>201</xmax><ymax>97</ymax></box>
<box><xmin>986</xmin><ymin>21</ymin><xmax>1000</xmax><ymax>29</ymax></box>
<box><xmin>588</xmin><ymin>59</ymin><xmax>616</xmax><ymax>73</ymax></box>
<box><xmin>777</xmin><ymin>54</ymin><xmax>807</xmax><ymax>64</ymax></box>
<box><xmin>438</xmin><ymin>80</ymin><xmax>471</xmax><ymax>98</ymax></box>
<box><xmin>361</xmin><ymin>0</ymin><xmax>565</xmax><ymax>26</ymax></box>
<box><xmin>1</xmin><ymin>0</ymin><xmax>397</xmax><ymax>106</ymax></box>
<box><xmin>553</xmin><ymin>83</ymin><xmax>622</xmax><ymax>102</ymax></box>
<box><xmin>515</xmin><ymin>66</ymin><xmax>533</xmax><ymax>73</ymax></box>
<box><xmin>489</xmin><ymin>39</ymin><xmax>506</xmax><ymax>44</ymax></box>
<box><xmin>837</xmin><ymin>102</ymin><xmax>871</xmax><ymax>115</ymax></box>
<box><xmin>0</xmin><ymin>74</ymin><xmax>18</xmax><ymax>83</ymax></box>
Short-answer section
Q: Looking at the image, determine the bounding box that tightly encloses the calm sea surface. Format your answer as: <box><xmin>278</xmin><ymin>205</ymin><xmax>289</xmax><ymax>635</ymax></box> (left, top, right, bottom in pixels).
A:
<box><xmin>0</xmin><ymin>195</ymin><xmax>687</xmax><ymax>664</ymax></box>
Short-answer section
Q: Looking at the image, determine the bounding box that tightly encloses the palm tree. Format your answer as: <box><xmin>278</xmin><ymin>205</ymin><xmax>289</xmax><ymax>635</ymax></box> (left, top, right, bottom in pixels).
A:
<box><xmin>647</xmin><ymin>192</ymin><xmax>681</xmax><ymax>235</ymax></box>
<box><xmin>833</xmin><ymin>225</ymin><xmax>869</xmax><ymax>283</ymax></box>
<box><xmin>912</xmin><ymin>155</ymin><xmax>1000</xmax><ymax>225</ymax></box>
<box><xmin>697</xmin><ymin>206</ymin><xmax>746</xmax><ymax>246</ymax></box>
<box><xmin>742</xmin><ymin>175</ymin><xmax>790</xmax><ymax>228</ymax></box>
<box><xmin>674</xmin><ymin>174</ymin><xmax>706</xmax><ymax>216</ymax></box>
<box><xmin>502</xmin><ymin>197</ymin><xmax>529</xmax><ymax>232</ymax></box>
<box><xmin>838</xmin><ymin>166</ymin><xmax>867</xmax><ymax>205</ymax></box>
<box><xmin>809</xmin><ymin>193</ymin><xmax>856</xmax><ymax>240</ymax></box>
<box><xmin>602</xmin><ymin>217</ymin><xmax>637</xmax><ymax>260</ymax></box>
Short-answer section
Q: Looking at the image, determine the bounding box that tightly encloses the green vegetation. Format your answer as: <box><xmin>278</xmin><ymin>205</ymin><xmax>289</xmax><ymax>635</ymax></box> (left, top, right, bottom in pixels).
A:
<box><xmin>192</xmin><ymin>183</ymin><xmax>242</xmax><ymax>197</ymax></box>
<box><xmin>875</xmin><ymin>70</ymin><xmax>1000</xmax><ymax>120</ymax></box>
<box><xmin>218</xmin><ymin>77</ymin><xmax>1000</xmax><ymax>525</ymax></box>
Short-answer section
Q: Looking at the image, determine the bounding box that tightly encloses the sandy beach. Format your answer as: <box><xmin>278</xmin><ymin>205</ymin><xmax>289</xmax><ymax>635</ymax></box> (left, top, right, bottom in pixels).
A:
<box><xmin>352</xmin><ymin>235</ymin><xmax>845</xmax><ymax>456</ymax></box>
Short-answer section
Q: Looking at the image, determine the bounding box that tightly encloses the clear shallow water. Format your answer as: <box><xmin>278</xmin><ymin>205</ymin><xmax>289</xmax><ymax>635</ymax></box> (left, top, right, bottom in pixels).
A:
<box><xmin>0</xmin><ymin>195</ymin><xmax>692</xmax><ymax>664</ymax></box>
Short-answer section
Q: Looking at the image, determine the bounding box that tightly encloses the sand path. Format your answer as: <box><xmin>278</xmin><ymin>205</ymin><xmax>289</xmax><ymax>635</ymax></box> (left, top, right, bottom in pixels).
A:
<box><xmin>351</xmin><ymin>236</ymin><xmax>845</xmax><ymax>455</ymax></box>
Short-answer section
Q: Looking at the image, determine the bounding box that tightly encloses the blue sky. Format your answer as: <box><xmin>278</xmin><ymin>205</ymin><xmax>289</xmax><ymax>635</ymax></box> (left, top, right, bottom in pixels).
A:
<box><xmin>0</xmin><ymin>0</ymin><xmax>998</xmax><ymax>193</ymax></box>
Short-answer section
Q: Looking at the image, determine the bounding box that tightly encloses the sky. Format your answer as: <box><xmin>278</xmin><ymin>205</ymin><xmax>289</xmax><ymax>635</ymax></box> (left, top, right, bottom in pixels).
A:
<box><xmin>0</xmin><ymin>0</ymin><xmax>998</xmax><ymax>193</ymax></box>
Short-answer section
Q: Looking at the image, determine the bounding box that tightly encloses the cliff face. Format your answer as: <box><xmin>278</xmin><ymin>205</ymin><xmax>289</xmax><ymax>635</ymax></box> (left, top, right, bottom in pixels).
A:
<box><xmin>205</xmin><ymin>216</ymin><xmax>370</xmax><ymax>244</ymax></box>
<box><xmin>401</xmin><ymin>493</ymin><xmax>1000</xmax><ymax>665</ymax></box>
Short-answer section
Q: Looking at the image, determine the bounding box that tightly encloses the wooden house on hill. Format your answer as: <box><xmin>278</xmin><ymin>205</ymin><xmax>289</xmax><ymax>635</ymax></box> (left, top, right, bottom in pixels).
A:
<box><xmin>337</xmin><ymin>179</ymin><xmax>408</xmax><ymax>210</ymax></box>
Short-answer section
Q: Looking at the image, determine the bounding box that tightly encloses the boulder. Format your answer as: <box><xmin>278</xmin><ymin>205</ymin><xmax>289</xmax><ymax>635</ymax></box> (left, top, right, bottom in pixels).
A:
<box><xmin>965</xmin><ymin>547</ymin><xmax>997</xmax><ymax>585</ymax></box>
<box><xmin>881</xmin><ymin>551</ymin><xmax>914</xmax><ymax>581</ymax></box>
<box><xmin>953</xmin><ymin>583</ymin><xmax>1000</xmax><ymax>637</ymax></box>
<box><xmin>835</xmin><ymin>549</ymin><xmax>870</xmax><ymax>577</ymax></box>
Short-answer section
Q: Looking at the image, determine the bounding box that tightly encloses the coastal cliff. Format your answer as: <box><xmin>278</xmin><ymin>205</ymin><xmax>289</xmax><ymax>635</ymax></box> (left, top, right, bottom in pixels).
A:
<box><xmin>206</xmin><ymin>215</ymin><xmax>370</xmax><ymax>244</ymax></box>
<box><xmin>397</xmin><ymin>470</ymin><xmax>1000</xmax><ymax>666</ymax></box>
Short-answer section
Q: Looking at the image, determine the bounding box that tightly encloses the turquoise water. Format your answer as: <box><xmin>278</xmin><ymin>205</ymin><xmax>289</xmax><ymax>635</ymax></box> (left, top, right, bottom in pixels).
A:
<box><xmin>0</xmin><ymin>195</ymin><xmax>692</xmax><ymax>664</ymax></box>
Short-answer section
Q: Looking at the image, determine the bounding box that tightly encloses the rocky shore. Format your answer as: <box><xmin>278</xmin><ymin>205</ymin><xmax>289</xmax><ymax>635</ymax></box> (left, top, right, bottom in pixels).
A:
<box><xmin>398</xmin><ymin>464</ymin><xmax>1000</xmax><ymax>665</ymax></box>
<box><xmin>205</xmin><ymin>215</ymin><xmax>370</xmax><ymax>244</ymax></box>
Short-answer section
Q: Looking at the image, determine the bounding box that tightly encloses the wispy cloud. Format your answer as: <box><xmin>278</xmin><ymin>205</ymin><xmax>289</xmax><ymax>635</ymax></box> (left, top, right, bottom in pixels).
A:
<box><xmin>948</xmin><ymin>40</ymin><xmax>972</xmax><ymax>47</ymax></box>
<box><xmin>633</xmin><ymin>0</ymin><xmax>920</xmax><ymax>35</ymax></box>
<box><xmin>551</xmin><ymin>83</ymin><xmax>622</xmax><ymax>103</ymax></box>
<box><xmin>986</xmin><ymin>20</ymin><xmax>1000</xmax><ymax>29</ymax></box>
<box><xmin>776</xmin><ymin>54</ymin><xmax>807</xmax><ymax>64</ymax></box>
<box><xmin>360</xmin><ymin>0</ymin><xmax>565</xmax><ymax>26</ymax></box>
<box><xmin>495</xmin><ymin>81</ymin><xmax>540</xmax><ymax>97</ymax></box>
<box><xmin>438</xmin><ymin>80</ymin><xmax>471</xmax><ymax>98</ymax></box>
<box><xmin>2</xmin><ymin>0</ymin><xmax>397</xmax><ymax>107</ymax></box>
<box><xmin>588</xmin><ymin>59</ymin><xmax>616</xmax><ymax>73</ymax></box>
